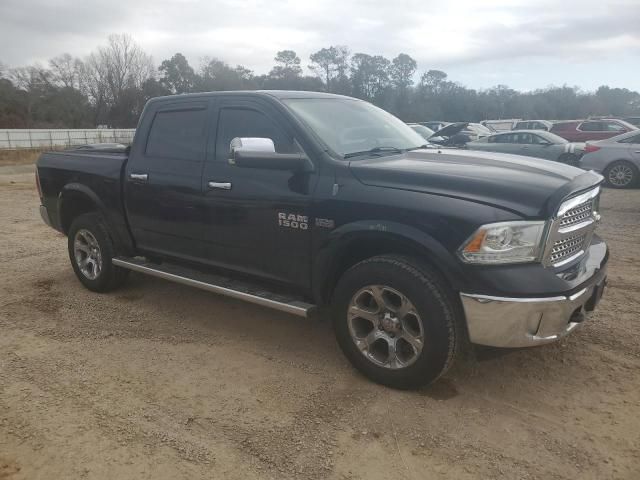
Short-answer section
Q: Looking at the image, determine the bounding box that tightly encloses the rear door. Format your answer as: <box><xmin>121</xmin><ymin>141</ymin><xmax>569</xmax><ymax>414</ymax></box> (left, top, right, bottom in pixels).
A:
<box><xmin>200</xmin><ymin>97</ymin><xmax>317</xmax><ymax>287</ymax></box>
<box><xmin>485</xmin><ymin>133</ymin><xmax>512</xmax><ymax>153</ymax></box>
<box><xmin>124</xmin><ymin>100</ymin><xmax>210</xmax><ymax>260</ymax></box>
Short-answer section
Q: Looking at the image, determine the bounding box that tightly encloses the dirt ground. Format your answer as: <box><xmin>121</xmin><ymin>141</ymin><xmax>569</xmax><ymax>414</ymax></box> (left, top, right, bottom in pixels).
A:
<box><xmin>0</xmin><ymin>150</ymin><xmax>45</xmax><ymax>167</ymax></box>
<box><xmin>1</xmin><ymin>167</ymin><xmax>639</xmax><ymax>480</ymax></box>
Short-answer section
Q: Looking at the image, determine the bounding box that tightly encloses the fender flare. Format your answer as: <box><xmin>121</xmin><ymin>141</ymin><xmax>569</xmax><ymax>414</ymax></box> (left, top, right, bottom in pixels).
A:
<box><xmin>57</xmin><ymin>183</ymin><xmax>133</xmax><ymax>253</ymax></box>
<box><xmin>58</xmin><ymin>183</ymin><xmax>108</xmax><ymax>231</ymax></box>
<box><xmin>312</xmin><ymin>220</ymin><xmax>467</xmax><ymax>304</ymax></box>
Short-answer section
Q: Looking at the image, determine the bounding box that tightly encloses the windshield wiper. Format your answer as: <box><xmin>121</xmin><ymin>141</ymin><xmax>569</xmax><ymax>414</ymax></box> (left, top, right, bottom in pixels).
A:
<box><xmin>343</xmin><ymin>146</ymin><xmax>405</xmax><ymax>159</ymax></box>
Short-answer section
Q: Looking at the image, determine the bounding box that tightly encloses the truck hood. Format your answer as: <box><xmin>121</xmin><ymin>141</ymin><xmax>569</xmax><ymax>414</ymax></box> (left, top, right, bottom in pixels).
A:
<box><xmin>348</xmin><ymin>148</ymin><xmax>602</xmax><ymax>218</ymax></box>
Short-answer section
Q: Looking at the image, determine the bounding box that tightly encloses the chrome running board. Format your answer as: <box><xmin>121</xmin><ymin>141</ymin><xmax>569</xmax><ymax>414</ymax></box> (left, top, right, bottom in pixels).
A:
<box><xmin>112</xmin><ymin>257</ymin><xmax>315</xmax><ymax>317</ymax></box>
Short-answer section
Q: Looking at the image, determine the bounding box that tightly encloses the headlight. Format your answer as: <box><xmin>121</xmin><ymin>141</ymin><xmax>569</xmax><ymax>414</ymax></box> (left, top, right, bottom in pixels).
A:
<box><xmin>459</xmin><ymin>221</ymin><xmax>546</xmax><ymax>264</ymax></box>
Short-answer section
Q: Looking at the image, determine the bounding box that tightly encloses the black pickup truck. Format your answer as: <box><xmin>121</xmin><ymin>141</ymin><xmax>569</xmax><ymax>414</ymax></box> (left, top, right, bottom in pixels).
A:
<box><xmin>36</xmin><ymin>91</ymin><xmax>608</xmax><ymax>388</ymax></box>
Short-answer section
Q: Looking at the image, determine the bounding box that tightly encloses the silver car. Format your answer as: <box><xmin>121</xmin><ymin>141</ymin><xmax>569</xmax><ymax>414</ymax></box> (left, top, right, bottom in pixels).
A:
<box><xmin>580</xmin><ymin>130</ymin><xmax>640</xmax><ymax>188</ymax></box>
<box><xmin>466</xmin><ymin>130</ymin><xmax>585</xmax><ymax>164</ymax></box>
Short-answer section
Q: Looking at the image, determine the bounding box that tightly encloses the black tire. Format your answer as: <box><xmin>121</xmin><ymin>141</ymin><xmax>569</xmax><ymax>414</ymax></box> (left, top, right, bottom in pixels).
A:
<box><xmin>603</xmin><ymin>160</ymin><xmax>638</xmax><ymax>189</ymax></box>
<box><xmin>67</xmin><ymin>212</ymin><xmax>129</xmax><ymax>292</ymax></box>
<box><xmin>332</xmin><ymin>255</ymin><xmax>460</xmax><ymax>389</ymax></box>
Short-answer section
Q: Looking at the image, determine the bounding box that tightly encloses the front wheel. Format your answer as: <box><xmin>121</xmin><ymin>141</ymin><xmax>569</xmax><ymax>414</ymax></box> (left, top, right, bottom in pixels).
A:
<box><xmin>332</xmin><ymin>255</ymin><xmax>460</xmax><ymax>389</ymax></box>
<box><xmin>67</xmin><ymin>212</ymin><xmax>129</xmax><ymax>292</ymax></box>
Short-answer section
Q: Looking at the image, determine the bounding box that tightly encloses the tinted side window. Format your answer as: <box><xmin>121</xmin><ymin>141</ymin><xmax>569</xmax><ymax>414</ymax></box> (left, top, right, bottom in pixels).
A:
<box><xmin>215</xmin><ymin>107</ymin><xmax>295</xmax><ymax>162</ymax></box>
<box><xmin>579</xmin><ymin>121</ymin><xmax>603</xmax><ymax>132</ymax></box>
<box><xmin>146</xmin><ymin>108</ymin><xmax>207</xmax><ymax>161</ymax></box>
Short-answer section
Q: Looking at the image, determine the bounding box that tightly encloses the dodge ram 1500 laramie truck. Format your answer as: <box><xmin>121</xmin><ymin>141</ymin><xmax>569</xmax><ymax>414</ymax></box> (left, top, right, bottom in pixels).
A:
<box><xmin>36</xmin><ymin>91</ymin><xmax>608</xmax><ymax>388</ymax></box>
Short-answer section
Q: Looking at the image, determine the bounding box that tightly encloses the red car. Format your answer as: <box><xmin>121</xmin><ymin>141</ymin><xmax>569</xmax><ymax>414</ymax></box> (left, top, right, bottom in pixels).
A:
<box><xmin>550</xmin><ymin>119</ymin><xmax>637</xmax><ymax>142</ymax></box>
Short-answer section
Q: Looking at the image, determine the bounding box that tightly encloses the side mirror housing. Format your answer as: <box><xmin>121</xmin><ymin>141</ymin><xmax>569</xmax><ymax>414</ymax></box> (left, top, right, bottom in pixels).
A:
<box><xmin>229</xmin><ymin>137</ymin><xmax>313</xmax><ymax>172</ymax></box>
<box><xmin>230</xmin><ymin>137</ymin><xmax>276</xmax><ymax>153</ymax></box>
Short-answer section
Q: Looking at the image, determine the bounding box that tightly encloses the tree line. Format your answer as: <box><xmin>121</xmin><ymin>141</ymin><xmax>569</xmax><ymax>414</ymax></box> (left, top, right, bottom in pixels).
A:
<box><xmin>1</xmin><ymin>33</ymin><xmax>638</xmax><ymax>129</ymax></box>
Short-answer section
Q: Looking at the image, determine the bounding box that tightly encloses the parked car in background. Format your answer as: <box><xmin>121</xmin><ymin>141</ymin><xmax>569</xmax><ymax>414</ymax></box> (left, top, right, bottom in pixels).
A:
<box><xmin>481</xmin><ymin>119</ymin><xmax>520</xmax><ymax>132</ymax></box>
<box><xmin>580</xmin><ymin>129</ymin><xmax>640</xmax><ymax>188</ymax></box>
<box><xmin>428</xmin><ymin>122</ymin><xmax>473</xmax><ymax>146</ymax></box>
<box><xmin>412</xmin><ymin>122</ymin><xmax>492</xmax><ymax>144</ymax></box>
<box><xmin>514</xmin><ymin>120</ymin><xmax>553</xmax><ymax>131</ymax></box>
<box><xmin>467</xmin><ymin>130</ymin><xmax>584</xmax><ymax>165</ymax></box>
<box><xmin>623</xmin><ymin>117</ymin><xmax>640</xmax><ymax>127</ymax></box>
<box><xmin>409</xmin><ymin>122</ymin><xmax>472</xmax><ymax>146</ymax></box>
<box><xmin>407</xmin><ymin>123</ymin><xmax>435</xmax><ymax>141</ymax></box>
<box><xmin>464</xmin><ymin>123</ymin><xmax>493</xmax><ymax>140</ymax></box>
<box><xmin>417</xmin><ymin>121</ymin><xmax>448</xmax><ymax>132</ymax></box>
<box><xmin>551</xmin><ymin>119</ymin><xmax>637</xmax><ymax>142</ymax></box>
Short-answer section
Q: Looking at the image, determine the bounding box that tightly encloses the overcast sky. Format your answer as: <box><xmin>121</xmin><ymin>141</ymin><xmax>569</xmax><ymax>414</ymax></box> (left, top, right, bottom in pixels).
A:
<box><xmin>1</xmin><ymin>0</ymin><xmax>639</xmax><ymax>92</ymax></box>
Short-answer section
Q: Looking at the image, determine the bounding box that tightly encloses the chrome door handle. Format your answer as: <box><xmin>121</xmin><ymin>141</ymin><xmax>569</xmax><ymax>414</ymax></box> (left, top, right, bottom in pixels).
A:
<box><xmin>208</xmin><ymin>181</ymin><xmax>232</xmax><ymax>190</ymax></box>
<box><xmin>129</xmin><ymin>173</ymin><xmax>148</xmax><ymax>181</ymax></box>
<box><xmin>634</xmin><ymin>150</ymin><xmax>640</xmax><ymax>153</ymax></box>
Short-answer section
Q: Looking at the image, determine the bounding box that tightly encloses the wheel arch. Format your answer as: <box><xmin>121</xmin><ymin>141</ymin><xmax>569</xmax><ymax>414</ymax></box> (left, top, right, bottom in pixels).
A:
<box><xmin>313</xmin><ymin>221</ymin><xmax>466</xmax><ymax>306</ymax></box>
<box><xmin>58</xmin><ymin>184</ymin><xmax>107</xmax><ymax>234</ymax></box>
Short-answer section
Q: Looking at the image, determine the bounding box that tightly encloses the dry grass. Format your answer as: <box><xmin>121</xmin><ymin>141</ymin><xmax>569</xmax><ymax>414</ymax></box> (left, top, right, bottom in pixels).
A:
<box><xmin>0</xmin><ymin>149</ymin><xmax>47</xmax><ymax>167</ymax></box>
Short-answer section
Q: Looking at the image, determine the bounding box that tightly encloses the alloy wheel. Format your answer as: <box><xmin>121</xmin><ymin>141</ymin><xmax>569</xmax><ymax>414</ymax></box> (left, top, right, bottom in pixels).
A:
<box><xmin>73</xmin><ymin>229</ymin><xmax>103</xmax><ymax>280</ymax></box>
<box><xmin>608</xmin><ymin>164</ymin><xmax>634</xmax><ymax>187</ymax></box>
<box><xmin>347</xmin><ymin>285</ymin><xmax>424</xmax><ymax>369</ymax></box>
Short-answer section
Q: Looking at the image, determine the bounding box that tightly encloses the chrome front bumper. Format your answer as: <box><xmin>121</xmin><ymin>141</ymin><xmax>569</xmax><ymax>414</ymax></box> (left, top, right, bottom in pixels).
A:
<box><xmin>460</xmin><ymin>278</ymin><xmax>606</xmax><ymax>348</ymax></box>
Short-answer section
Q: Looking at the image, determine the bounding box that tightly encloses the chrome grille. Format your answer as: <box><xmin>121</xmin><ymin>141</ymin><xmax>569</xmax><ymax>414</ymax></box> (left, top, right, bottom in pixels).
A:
<box><xmin>544</xmin><ymin>186</ymin><xmax>601</xmax><ymax>267</ymax></box>
<box><xmin>549</xmin><ymin>233</ymin><xmax>587</xmax><ymax>264</ymax></box>
<box><xmin>559</xmin><ymin>200</ymin><xmax>593</xmax><ymax>229</ymax></box>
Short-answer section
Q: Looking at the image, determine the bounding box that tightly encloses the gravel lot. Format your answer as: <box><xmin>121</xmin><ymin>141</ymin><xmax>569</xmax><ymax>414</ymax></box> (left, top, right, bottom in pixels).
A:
<box><xmin>1</xmin><ymin>167</ymin><xmax>639</xmax><ymax>480</ymax></box>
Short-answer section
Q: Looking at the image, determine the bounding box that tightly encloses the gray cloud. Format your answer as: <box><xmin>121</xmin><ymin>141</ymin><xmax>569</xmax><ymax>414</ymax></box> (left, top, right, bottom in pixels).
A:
<box><xmin>1</xmin><ymin>0</ymin><xmax>638</xmax><ymax>90</ymax></box>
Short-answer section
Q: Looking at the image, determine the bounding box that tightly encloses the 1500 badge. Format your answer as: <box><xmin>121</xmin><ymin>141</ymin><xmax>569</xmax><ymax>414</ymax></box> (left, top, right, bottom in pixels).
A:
<box><xmin>278</xmin><ymin>213</ymin><xmax>308</xmax><ymax>230</ymax></box>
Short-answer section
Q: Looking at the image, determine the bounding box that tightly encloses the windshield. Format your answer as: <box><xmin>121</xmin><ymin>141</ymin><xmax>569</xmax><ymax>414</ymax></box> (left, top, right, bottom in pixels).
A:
<box><xmin>283</xmin><ymin>98</ymin><xmax>426</xmax><ymax>158</ymax></box>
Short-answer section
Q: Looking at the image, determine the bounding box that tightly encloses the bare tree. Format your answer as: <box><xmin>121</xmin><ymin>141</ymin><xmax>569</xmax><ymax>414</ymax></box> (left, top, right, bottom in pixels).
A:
<box><xmin>99</xmin><ymin>34</ymin><xmax>155</xmax><ymax>104</ymax></box>
<box><xmin>79</xmin><ymin>34</ymin><xmax>155</xmax><ymax>126</ymax></box>
<box><xmin>50</xmin><ymin>53</ymin><xmax>82</xmax><ymax>89</ymax></box>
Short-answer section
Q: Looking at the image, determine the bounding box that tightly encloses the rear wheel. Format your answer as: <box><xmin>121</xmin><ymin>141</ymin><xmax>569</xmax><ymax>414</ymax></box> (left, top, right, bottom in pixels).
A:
<box><xmin>604</xmin><ymin>160</ymin><xmax>638</xmax><ymax>188</ymax></box>
<box><xmin>332</xmin><ymin>255</ymin><xmax>460</xmax><ymax>389</ymax></box>
<box><xmin>68</xmin><ymin>212</ymin><xmax>129</xmax><ymax>292</ymax></box>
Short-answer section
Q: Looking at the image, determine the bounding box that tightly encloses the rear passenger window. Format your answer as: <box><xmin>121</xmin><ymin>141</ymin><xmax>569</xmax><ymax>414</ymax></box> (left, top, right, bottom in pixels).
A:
<box><xmin>579</xmin><ymin>121</ymin><xmax>602</xmax><ymax>132</ymax></box>
<box><xmin>146</xmin><ymin>108</ymin><xmax>207</xmax><ymax>161</ymax></box>
<box><xmin>215</xmin><ymin>107</ymin><xmax>296</xmax><ymax>162</ymax></box>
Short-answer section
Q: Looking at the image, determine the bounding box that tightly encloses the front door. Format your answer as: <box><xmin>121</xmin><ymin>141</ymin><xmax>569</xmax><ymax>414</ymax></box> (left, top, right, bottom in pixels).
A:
<box><xmin>200</xmin><ymin>98</ymin><xmax>317</xmax><ymax>288</ymax></box>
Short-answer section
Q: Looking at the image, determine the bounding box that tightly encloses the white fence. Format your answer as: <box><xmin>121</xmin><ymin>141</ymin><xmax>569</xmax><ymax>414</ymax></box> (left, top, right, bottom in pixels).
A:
<box><xmin>0</xmin><ymin>129</ymin><xmax>136</xmax><ymax>150</ymax></box>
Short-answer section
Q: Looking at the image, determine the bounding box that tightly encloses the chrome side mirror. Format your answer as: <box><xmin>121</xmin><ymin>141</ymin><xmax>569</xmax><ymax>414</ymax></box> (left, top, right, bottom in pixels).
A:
<box><xmin>230</xmin><ymin>137</ymin><xmax>276</xmax><ymax>155</ymax></box>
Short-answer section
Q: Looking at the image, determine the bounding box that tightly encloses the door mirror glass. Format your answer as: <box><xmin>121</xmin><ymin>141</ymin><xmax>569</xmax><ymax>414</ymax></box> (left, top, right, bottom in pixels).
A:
<box><xmin>230</xmin><ymin>137</ymin><xmax>276</xmax><ymax>154</ymax></box>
